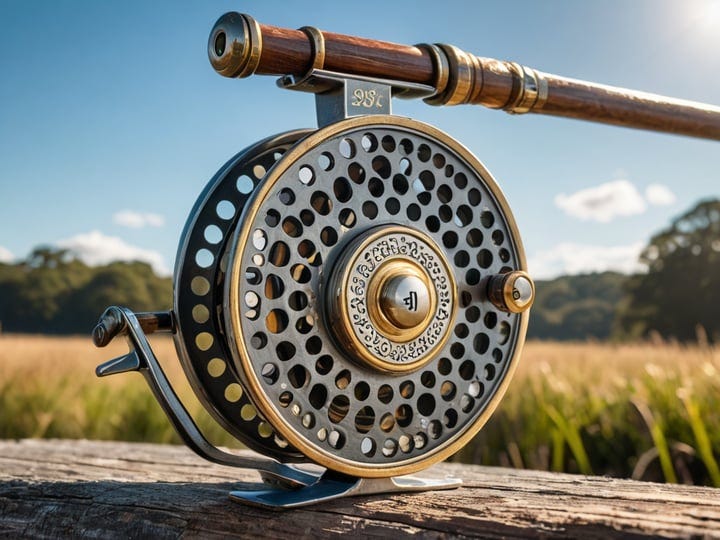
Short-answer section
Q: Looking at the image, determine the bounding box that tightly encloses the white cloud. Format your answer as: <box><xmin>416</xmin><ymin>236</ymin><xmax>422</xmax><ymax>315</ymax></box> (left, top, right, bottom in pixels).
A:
<box><xmin>528</xmin><ymin>242</ymin><xmax>646</xmax><ymax>280</ymax></box>
<box><xmin>57</xmin><ymin>230</ymin><xmax>170</xmax><ymax>275</ymax></box>
<box><xmin>113</xmin><ymin>210</ymin><xmax>165</xmax><ymax>229</ymax></box>
<box><xmin>0</xmin><ymin>246</ymin><xmax>14</xmax><ymax>263</ymax></box>
<box><xmin>645</xmin><ymin>184</ymin><xmax>676</xmax><ymax>206</ymax></box>
<box><xmin>555</xmin><ymin>180</ymin><xmax>646</xmax><ymax>222</ymax></box>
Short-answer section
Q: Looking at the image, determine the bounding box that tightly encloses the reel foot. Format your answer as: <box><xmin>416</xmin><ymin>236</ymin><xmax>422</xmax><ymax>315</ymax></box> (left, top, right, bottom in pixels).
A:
<box><xmin>229</xmin><ymin>472</ymin><xmax>461</xmax><ymax>509</ymax></box>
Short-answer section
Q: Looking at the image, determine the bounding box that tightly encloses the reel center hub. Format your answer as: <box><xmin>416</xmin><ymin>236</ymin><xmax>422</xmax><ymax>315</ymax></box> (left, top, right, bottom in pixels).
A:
<box><xmin>375</xmin><ymin>263</ymin><xmax>432</xmax><ymax>332</ymax></box>
<box><xmin>327</xmin><ymin>225</ymin><xmax>456</xmax><ymax>373</ymax></box>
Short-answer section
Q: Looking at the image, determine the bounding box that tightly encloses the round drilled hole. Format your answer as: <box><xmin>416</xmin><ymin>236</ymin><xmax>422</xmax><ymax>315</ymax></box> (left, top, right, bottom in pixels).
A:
<box><xmin>372</xmin><ymin>156</ymin><xmax>392</xmax><ymax>178</ymax></box>
<box><xmin>421</xmin><ymin>371</ymin><xmax>436</xmax><ymax>388</ymax></box>
<box><xmin>266</xmin><ymin>309</ymin><xmax>288</xmax><ymax>333</ymax></box>
<box><xmin>348</xmin><ymin>163</ymin><xmax>365</xmax><ymax>184</ymax></box>
<box><xmin>459</xmin><ymin>360</ymin><xmax>475</xmax><ymax>380</ymax></box>
<box><xmin>438</xmin><ymin>357</ymin><xmax>452</xmax><ymax>376</ymax></box>
<box><xmin>393</xmin><ymin>174</ymin><xmax>409</xmax><ymax>194</ymax></box>
<box><xmin>399</xmin><ymin>380</ymin><xmax>415</xmax><ymax>399</ymax></box>
<box><xmin>276</xmin><ymin>341</ymin><xmax>296</xmax><ymax>361</ymax></box>
<box><xmin>426</xmin><ymin>215</ymin><xmax>440</xmax><ymax>232</ymax></box>
<box><xmin>395</xmin><ymin>404</ymin><xmax>413</xmax><ymax>428</ymax></box>
<box><xmin>278</xmin><ymin>188</ymin><xmax>295</xmax><ymax>206</ymax></box>
<box><xmin>380</xmin><ymin>413</ymin><xmax>395</xmax><ymax>432</ymax></box>
<box><xmin>288</xmin><ymin>364</ymin><xmax>310</xmax><ymax>389</ymax></box>
<box><xmin>477</xmin><ymin>249</ymin><xmax>493</xmax><ymax>268</ymax></box>
<box><xmin>296</xmin><ymin>315</ymin><xmax>315</xmax><ymax>334</ymax></box>
<box><xmin>291</xmin><ymin>263</ymin><xmax>311</xmax><ymax>284</ymax></box>
<box><xmin>321</xmin><ymin>226</ymin><xmax>338</xmax><ymax>247</ymax></box>
<box><xmin>288</xmin><ymin>290</ymin><xmax>308</xmax><ymax>311</ymax></box>
<box><xmin>282</xmin><ymin>216</ymin><xmax>303</xmax><ymax>238</ymax></box>
<box><xmin>355</xmin><ymin>382</ymin><xmax>370</xmax><ymax>401</ymax></box>
<box><xmin>306</xmin><ymin>335</ymin><xmax>322</xmax><ymax>355</ymax></box>
<box><xmin>382</xmin><ymin>439</ymin><xmax>398</xmax><ymax>457</ymax></box>
<box><xmin>454</xmin><ymin>172</ymin><xmax>467</xmax><ymax>189</ymax></box>
<box><xmin>442</xmin><ymin>231</ymin><xmax>458</xmax><ymax>249</ymax></box>
<box><xmin>450</xmin><ymin>342</ymin><xmax>465</xmax><ymax>359</ymax></box>
<box><xmin>455</xmin><ymin>205</ymin><xmax>473</xmax><ymax>227</ymax></box>
<box><xmin>362</xmin><ymin>201</ymin><xmax>378</xmax><ymax>219</ymax></box>
<box><xmin>216</xmin><ymin>200</ymin><xmax>235</xmax><ymax>220</ymax></box>
<box><xmin>361</xmin><ymin>133</ymin><xmax>378</xmax><ymax>152</ymax></box>
<box><xmin>339</xmin><ymin>138</ymin><xmax>356</xmax><ymax>158</ymax></box>
<box><xmin>334</xmin><ymin>177</ymin><xmax>353</xmax><ymax>202</ymax></box>
<box><xmin>417</xmin><ymin>393</ymin><xmax>436</xmax><ymax>416</ymax></box>
<box><xmin>378</xmin><ymin>384</ymin><xmax>394</xmax><ymax>404</ymax></box>
<box><xmin>428</xmin><ymin>420</ymin><xmax>442</xmax><ymax>439</ymax></box>
<box><xmin>261</xmin><ymin>362</ymin><xmax>278</xmax><ymax>384</ymax></box>
<box><xmin>355</xmin><ymin>407</ymin><xmax>375</xmax><ymax>434</ymax></box>
<box><xmin>335</xmin><ymin>369</ymin><xmax>352</xmax><ymax>390</ymax></box>
<box><xmin>417</xmin><ymin>144</ymin><xmax>431</xmax><ymax>162</ymax></box>
<box><xmin>264</xmin><ymin>274</ymin><xmax>284</xmax><ymax>299</ymax></box>
<box><xmin>385</xmin><ymin>197</ymin><xmax>400</xmax><ymax>214</ymax></box>
<box><xmin>298</xmin><ymin>165</ymin><xmax>315</xmax><ymax>186</ymax></box>
<box><xmin>311</xmin><ymin>191</ymin><xmax>332</xmax><ymax>215</ymax></box>
<box><xmin>406</xmin><ymin>203</ymin><xmax>421</xmax><ymax>221</ymax></box>
<box><xmin>440</xmin><ymin>381</ymin><xmax>457</xmax><ymax>401</ymax></box>
<box><xmin>269</xmin><ymin>241</ymin><xmax>290</xmax><ymax>267</ymax></box>
<box><xmin>265</xmin><ymin>209</ymin><xmax>281</xmax><ymax>227</ymax></box>
<box><xmin>237</xmin><ymin>175</ymin><xmax>253</xmax><ymax>194</ymax></box>
<box><xmin>318</xmin><ymin>152</ymin><xmax>334</xmax><ymax>171</ymax></box>
<box><xmin>195</xmin><ymin>249</ymin><xmax>214</xmax><ymax>268</ymax></box>
<box><xmin>339</xmin><ymin>208</ymin><xmax>356</xmax><ymax>228</ymax></box>
<box><xmin>309</xmin><ymin>384</ymin><xmax>327</xmax><ymax>409</ymax></box>
<box><xmin>437</xmin><ymin>184</ymin><xmax>453</xmax><ymax>204</ymax></box>
<box><xmin>381</xmin><ymin>135</ymin><xmax>396</xmax><ymax>152</ymax></box>
<box><xmin>368</xmin><ymin>177</ymin><xmax>385</xmax><ymax>197</ymax></box>
<box><xmin>251</xmin><ymin>332</ymin><xmax>268</xmax><ymax>350</ymax></box>
<box><xmin>468</xmin><ymin>188</ymin><xmax>481</xmax><ymax>206</ymax></box>
<box><xmin>474</xmin><ymin>333</ymin><xmax>490</xmax><ymax>355</ymax></box>
<box><xmin>315</xmin><ymin>354</ymin><xmax>333</xmax><ymax>375</ymax></box>
<box><xmin>204</xmin><ymin>224</ymin><xmax>222</xmax><ymax>244</ymax></box>
<box><xmin>444</xmin><ymin>409</ymin><xmax>458</xmax><ymax>428</ymax></box>
<box><xmin>480</xmin><ymin>211</ymin><xmax>495</xmax><ymax>228</ymax></box>
<box><xmin>361</xmin><ymin>437</ymin><xmax>376</xmax><ymax>457</ymax></box>
<box><xmin>328</xmin><ymin>395</ymin><xmax>350</xmax><ymax>423</ymax></box>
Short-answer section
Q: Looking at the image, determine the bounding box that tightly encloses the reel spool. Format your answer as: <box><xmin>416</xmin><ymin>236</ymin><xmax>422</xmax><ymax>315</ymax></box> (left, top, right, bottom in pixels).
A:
<box><xmin>92</xmin><ymin>13</ymin><xmax>535</xmax><ymax>508</ymax></box>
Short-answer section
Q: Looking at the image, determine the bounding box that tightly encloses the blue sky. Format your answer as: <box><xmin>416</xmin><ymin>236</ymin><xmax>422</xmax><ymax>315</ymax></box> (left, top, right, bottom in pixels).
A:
<box><xmin>1</xmin><ymin>1</ymin><xmax>718</xmax><ymax>278</ymax></box>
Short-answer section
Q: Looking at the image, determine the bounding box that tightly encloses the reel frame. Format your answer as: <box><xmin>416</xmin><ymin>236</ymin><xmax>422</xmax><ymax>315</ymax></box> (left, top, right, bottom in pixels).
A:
<box><xmin>93</xmin><ymin>59</ymin><xmax>534</xmax><ymax>508</ymax></box>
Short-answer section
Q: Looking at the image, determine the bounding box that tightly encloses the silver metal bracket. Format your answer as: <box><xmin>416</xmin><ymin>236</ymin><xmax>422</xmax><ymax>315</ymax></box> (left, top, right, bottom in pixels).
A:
<box><xmin>230</xmin><ymin>471</ymin><xmax>461</xmax><ymax>509</ymax></box>
<box><xmin>278</xmin><ymin>69</ymin><xmax>435</xmax><ymax>127</ymax></box>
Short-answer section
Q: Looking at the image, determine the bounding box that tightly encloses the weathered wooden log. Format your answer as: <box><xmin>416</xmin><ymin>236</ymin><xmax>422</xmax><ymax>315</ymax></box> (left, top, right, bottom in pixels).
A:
<box><xmin>1</xmin><ymin>439</ymin><xmax>719</xmax><ymax>538</ymax></box>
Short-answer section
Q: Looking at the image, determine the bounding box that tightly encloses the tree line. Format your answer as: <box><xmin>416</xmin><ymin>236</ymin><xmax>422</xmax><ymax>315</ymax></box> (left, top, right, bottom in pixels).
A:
<box><xmin>0</xmin><ymin>248</ymin><xmax>171</xmax><ymax>334</ymax></box>
<box><xmin>0</xmin><ymin>198</ymin><xmax>717</xmax><ymax>341</ymax></box>
<box><xmin>529</xmin><ymin>198</ymin><xmax>720</xmax><ymax>342</ymax></box>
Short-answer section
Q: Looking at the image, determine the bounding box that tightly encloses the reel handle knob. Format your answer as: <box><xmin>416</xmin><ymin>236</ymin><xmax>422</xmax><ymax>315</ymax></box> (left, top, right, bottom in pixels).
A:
<box><xmin>487</xmin><ymin>271</ymin><xmax>535</xmax><ymax>314</ymax></box>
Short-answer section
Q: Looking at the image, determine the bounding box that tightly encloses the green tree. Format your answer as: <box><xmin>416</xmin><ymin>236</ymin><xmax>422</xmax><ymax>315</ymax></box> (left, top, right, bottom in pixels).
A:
<box><xmin>614</xmin><ymin>198</ymin><xmax>720</xmax><ymax>342</ymax></box>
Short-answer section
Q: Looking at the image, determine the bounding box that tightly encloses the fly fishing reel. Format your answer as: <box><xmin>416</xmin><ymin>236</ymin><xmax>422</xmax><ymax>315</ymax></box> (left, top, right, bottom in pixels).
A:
<box><xmin>93</xmin><ymin>13</ymin><xmax>535</xmax><ymax>508</ymax></box>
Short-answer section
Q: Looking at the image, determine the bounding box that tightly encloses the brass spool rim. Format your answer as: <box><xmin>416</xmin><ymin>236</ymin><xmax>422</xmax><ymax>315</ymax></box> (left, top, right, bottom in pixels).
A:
<box><xmin>227</xmin><ymin>114</ymin><xmax>529</xmax><ymax>477</ymax></box>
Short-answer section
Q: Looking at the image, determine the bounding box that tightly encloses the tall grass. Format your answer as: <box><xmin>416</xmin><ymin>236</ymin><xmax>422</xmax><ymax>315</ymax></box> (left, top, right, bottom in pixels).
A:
<box><xmin>0</xmin><ymin>335</ymin><xmax>718</xmax><ymax>486</ymax></box>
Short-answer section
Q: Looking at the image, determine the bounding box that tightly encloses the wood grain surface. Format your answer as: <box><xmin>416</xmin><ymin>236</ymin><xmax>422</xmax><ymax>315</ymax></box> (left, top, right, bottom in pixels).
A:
<box><xmin>1</xmin><ymin>439</ymin><xmax>719</xmax><ymax>538</ymax></box>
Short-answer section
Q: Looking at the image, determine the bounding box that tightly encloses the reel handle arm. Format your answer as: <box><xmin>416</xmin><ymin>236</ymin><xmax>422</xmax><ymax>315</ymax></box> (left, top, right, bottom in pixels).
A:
<box><xmin>92</xmin><ymin>309</ymin><xmax>174</xmax><ymax>348</ymax></box>
<box><xmin>92</xmin><ymin>306</ymin><xmax>321</xmax><ymax>489</ymax></box>
<box><xmin>208</xmin><ymin>12</ymin><xmax>720</xmax><ymax>140</ymax></box>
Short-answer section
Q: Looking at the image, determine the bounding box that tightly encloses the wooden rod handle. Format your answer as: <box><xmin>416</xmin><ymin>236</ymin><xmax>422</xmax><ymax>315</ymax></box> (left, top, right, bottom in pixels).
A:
<box><xmin>208</xmin><ymin>12</ymin><xmax>720</xmax><ymax>141</ymax></box>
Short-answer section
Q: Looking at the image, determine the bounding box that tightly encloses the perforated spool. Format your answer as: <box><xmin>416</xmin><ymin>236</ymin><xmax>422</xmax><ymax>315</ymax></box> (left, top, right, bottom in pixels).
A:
<box><xmin>225</xmin><ymin>116</ymin><xmax>529</xmax><ymax>476</ymax></box>
<box><xmin>173</xmin><ymin>130</ymin><xmax>311</xmax><ymax>461</ymax></box>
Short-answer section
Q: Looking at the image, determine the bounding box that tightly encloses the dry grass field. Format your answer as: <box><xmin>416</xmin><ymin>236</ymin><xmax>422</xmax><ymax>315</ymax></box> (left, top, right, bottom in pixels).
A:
<box><xmin>0</xmin><ymin>334</ymin><xmax>718</xmax><ymax>486</ymax></box>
